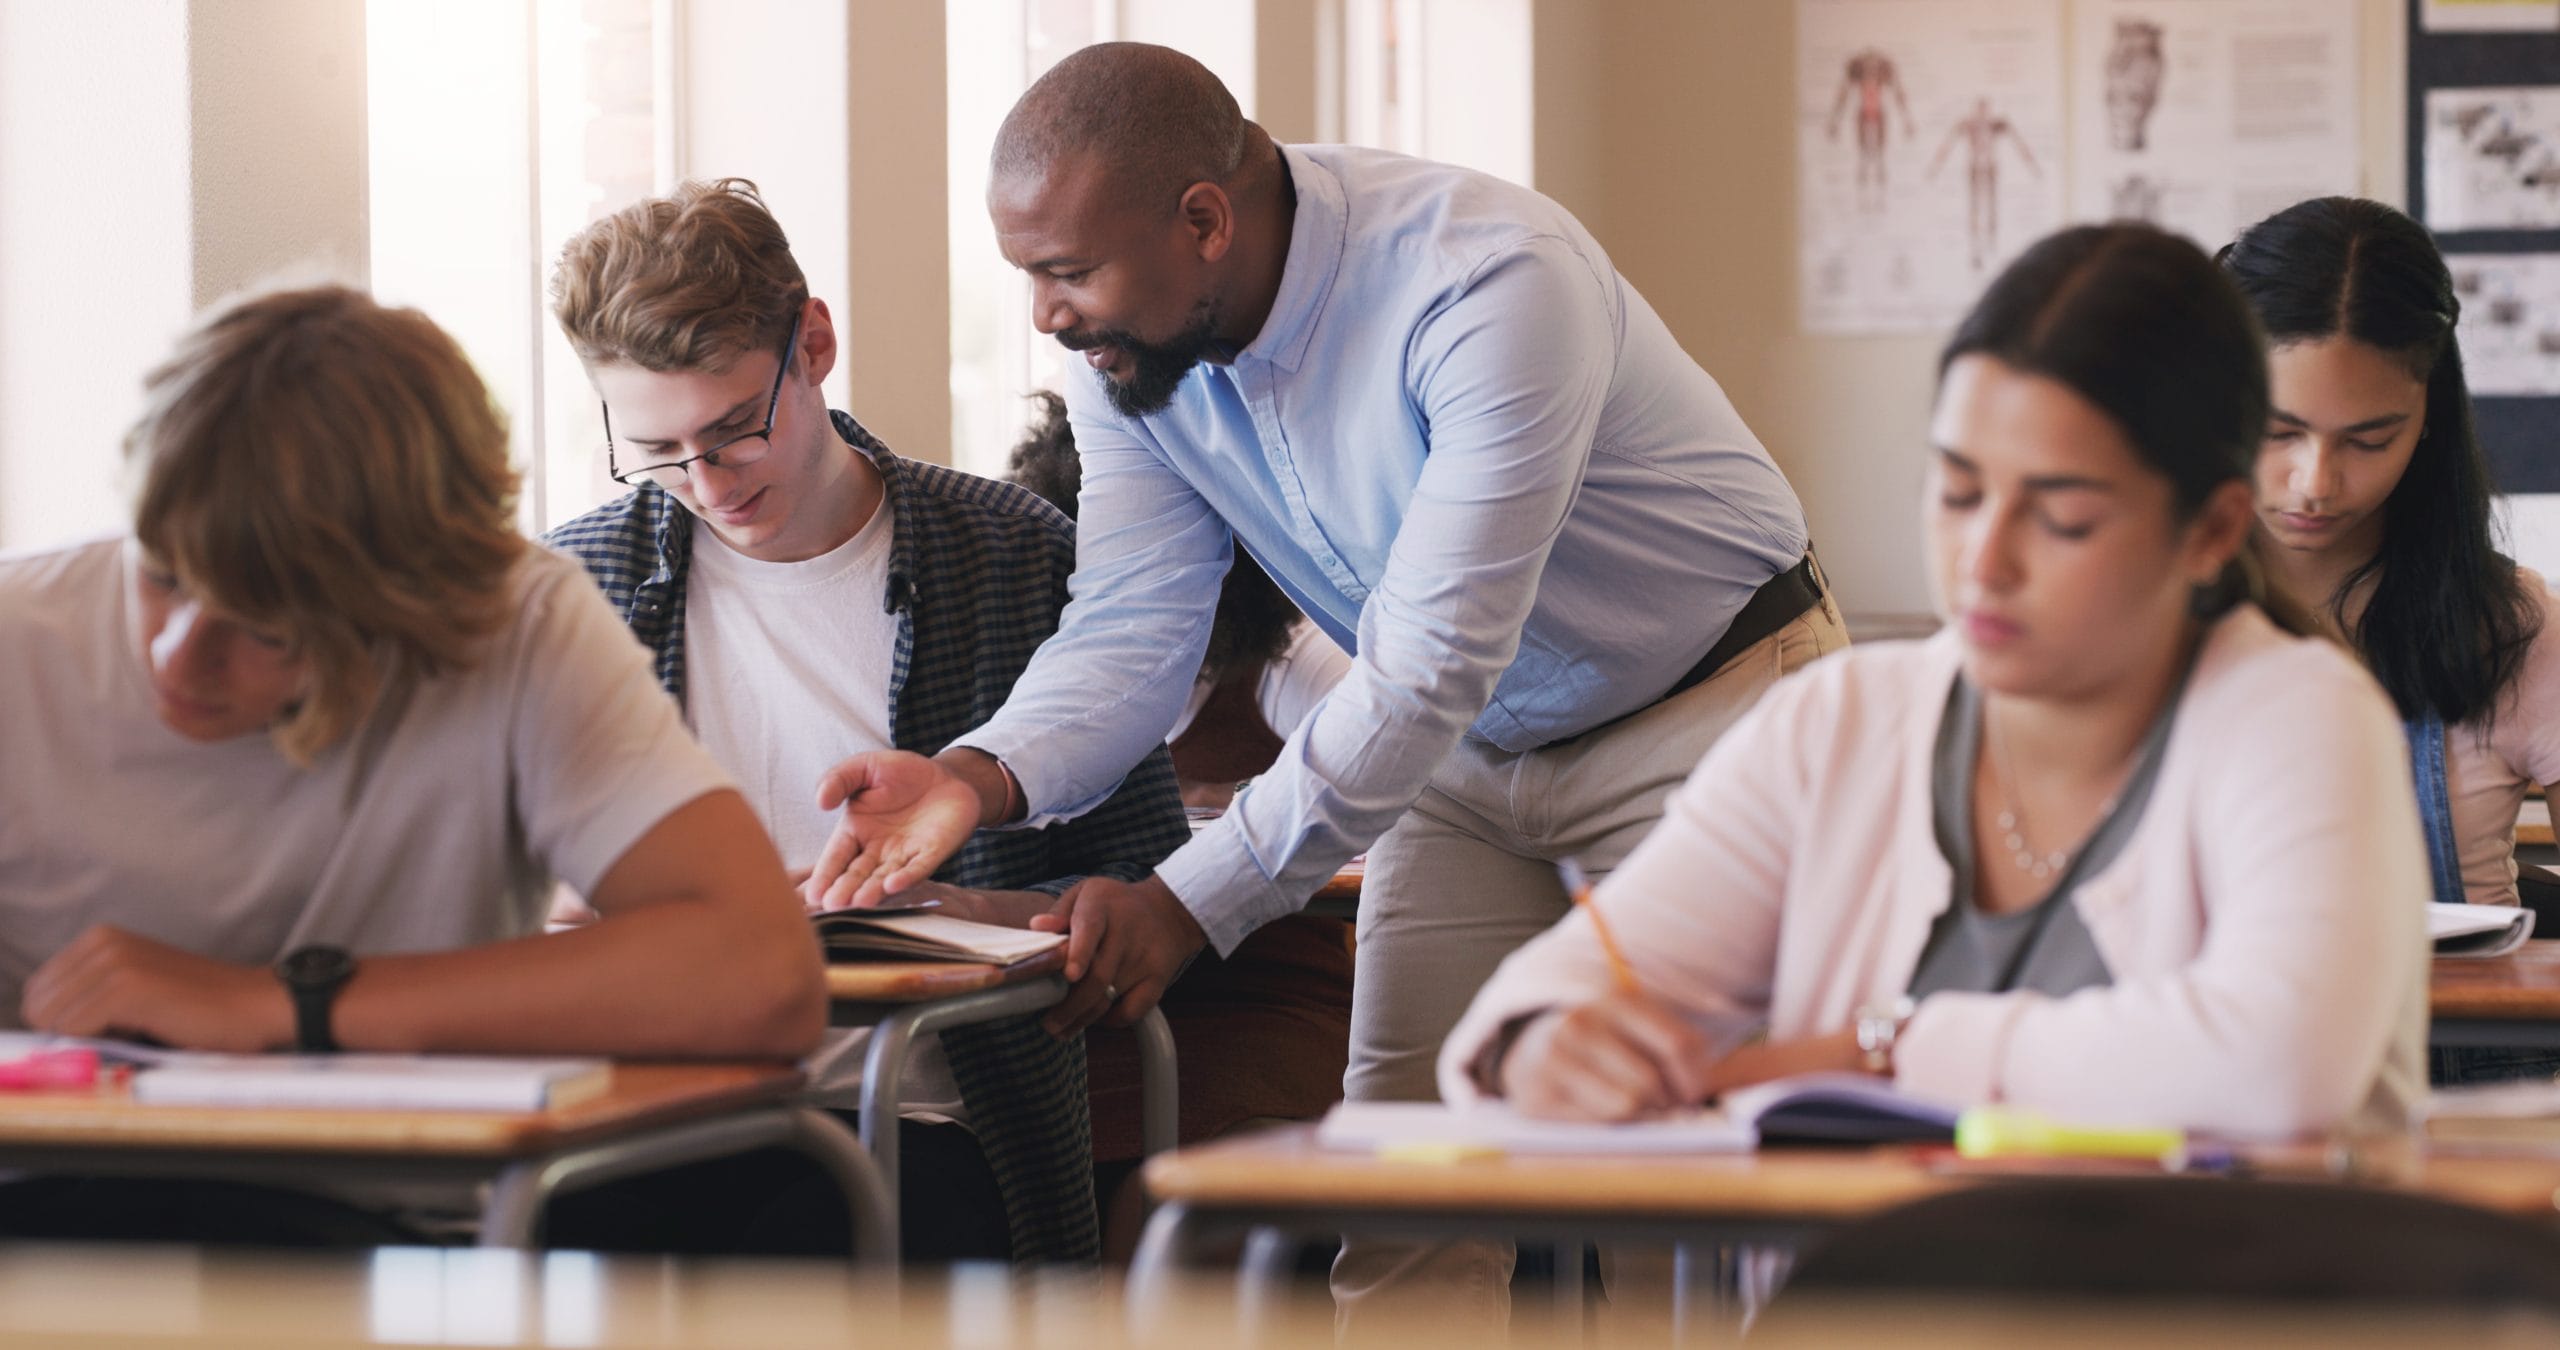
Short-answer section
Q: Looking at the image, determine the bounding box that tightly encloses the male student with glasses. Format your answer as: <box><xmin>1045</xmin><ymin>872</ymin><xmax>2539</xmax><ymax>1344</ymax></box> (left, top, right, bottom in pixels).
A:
<box><xmin>542</xmin><ymin>178</ymin><xmax>1188</xmax><ymax>1266</ymax></box>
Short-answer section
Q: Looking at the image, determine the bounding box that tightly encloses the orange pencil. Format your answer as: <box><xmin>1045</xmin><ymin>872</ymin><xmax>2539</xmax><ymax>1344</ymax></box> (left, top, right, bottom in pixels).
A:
<box><xmin>1556</xmin><ymin>857</ymin><xmax>1641</xmax><ymax>996</ymax></box>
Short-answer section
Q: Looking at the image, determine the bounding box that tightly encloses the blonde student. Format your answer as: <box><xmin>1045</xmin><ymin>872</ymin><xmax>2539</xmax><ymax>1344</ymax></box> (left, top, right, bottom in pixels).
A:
<box><xmin>1442</xmin><ymin>224</ymin><xmax>2427</xmax><ymax>1138</ymax></box>
<box><xmin>0</xmin><ymin>283</ymin><xmax>821</xmax><ymax>1081</ymax></box>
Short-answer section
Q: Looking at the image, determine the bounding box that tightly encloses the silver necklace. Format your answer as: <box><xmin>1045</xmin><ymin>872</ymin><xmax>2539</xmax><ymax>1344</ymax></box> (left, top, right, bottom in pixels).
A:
<box><xmin>1985</xmin><ymin>706</ymin><xmax>2083</xmax><ymax>882</ymax></box>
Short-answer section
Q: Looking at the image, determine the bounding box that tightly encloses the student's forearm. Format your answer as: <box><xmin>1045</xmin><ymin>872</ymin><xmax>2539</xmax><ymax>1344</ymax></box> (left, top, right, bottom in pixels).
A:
<box><xmin>330</xmin><ymin>898</ymin><xmax>825</xmax><ymax>1058</ymax></box>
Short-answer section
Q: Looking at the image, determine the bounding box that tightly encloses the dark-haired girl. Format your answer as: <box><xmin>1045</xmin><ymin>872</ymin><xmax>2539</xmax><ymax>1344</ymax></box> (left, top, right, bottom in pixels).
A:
<box><xmin>1441</xmin><ymin>224</ymin><xmax>2427</xmax><ymax>1136</ymax></box>
<box><xmin>2223</xmin><ymin>197</ymin><xmax>2554</xmax><ymax>914</ymax></box>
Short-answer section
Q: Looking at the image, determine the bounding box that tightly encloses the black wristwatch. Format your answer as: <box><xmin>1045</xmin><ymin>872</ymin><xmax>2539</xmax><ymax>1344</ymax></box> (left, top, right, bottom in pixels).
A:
<box><xmin>275</xmin><ymin>946</ymin><xmax>357</xmax><ymax>1053</ymax></box>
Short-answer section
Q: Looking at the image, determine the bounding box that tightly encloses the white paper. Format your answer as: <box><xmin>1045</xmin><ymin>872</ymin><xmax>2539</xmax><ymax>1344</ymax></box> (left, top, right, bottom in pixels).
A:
<box><xmin>2429</xmin><ymin>901</ymin><xmax>2536</xmax><ymax>957</ymax></box>
<box><xmin>2426</xmin><ymin>88</ymin><xmax>2560</xmax><ymax>232</ymax></box>
<box><xmin>1796</xmin><ymin>0</ymin><xmax>2068</xmax><ymax>334</ymax></box>
<box><xmin>1318</xmin><ymin>1099</ymin><xmax>1754</xmax><ymax>1154</ymax></box>
<box><xmin>2067</xmin><ymin>0</ymin><xmax>2362</xmax><ymax>252</ymax></box>
<box><xmin>2423</xmin><ymin>0</ymin><xmax>2560</xmax><ymax>33</ymax></box>
<box><xmin>2446</xmin><ymin>253</ymin><xmax>2560</xmax><ymax>397</ymax></box>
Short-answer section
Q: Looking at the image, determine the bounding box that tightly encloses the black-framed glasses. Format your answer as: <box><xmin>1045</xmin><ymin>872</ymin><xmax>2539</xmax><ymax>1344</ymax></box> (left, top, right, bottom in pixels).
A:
<box><xmin>604</xmin><ymin>312</ymin><xmax>803</xmax><ymax>489</ymax></box>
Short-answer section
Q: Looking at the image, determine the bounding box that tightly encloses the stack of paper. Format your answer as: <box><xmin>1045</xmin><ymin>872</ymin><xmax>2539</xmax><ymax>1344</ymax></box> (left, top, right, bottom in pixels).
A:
<box><xmin>132</xmin><ymin>1054</ymin><xmax>611</xmax><ymax>1112</ymax></box>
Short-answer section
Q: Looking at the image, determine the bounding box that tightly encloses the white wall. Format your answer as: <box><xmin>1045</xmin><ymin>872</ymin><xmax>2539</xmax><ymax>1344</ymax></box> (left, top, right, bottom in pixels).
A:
<box><xmin>0</xmin><ymin>2</ymin><xmax>192</xmax><ymax>550</ymax></box>
<box><xmin>1532</xmin><ymin>0</ymin><xmax>2409</xmax><ymax>626</ymax></box>
<box><xmin>0</xmin><ymin>0</ymin><xmax>367</xmax><ymax>554</ymax></box>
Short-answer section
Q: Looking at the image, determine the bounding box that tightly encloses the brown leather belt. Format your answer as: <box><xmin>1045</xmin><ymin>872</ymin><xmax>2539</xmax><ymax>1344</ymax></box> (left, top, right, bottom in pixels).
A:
<box><xmin>1551</xmin><ymin>553</ymin><xmax>1827</xmax><ymax>748</ymax></box>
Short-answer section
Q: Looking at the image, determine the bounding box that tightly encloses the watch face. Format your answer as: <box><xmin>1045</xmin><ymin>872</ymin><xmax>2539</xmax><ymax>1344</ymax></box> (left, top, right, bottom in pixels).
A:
<box><xmin>279</xmin><ymin>946</ymin><xmax>356</xmax><ymax>989</ymax></box>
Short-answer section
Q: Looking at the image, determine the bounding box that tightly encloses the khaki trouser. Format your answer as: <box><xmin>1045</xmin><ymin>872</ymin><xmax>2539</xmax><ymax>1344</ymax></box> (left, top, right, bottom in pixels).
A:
<box><xmin>1331</xmin><ymin>595</ymin><xmax>1850</xmax><ymax>1334</ymax></box>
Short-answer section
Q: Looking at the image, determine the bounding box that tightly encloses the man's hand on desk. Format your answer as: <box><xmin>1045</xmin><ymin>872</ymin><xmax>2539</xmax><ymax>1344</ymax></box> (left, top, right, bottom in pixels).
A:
<box><xmin>1032</xmin><ymin>874</ymin><xmax>1204</xmax><ymax>1037</ymax></box>
<box><xmin>21</xmin><ymin>924</ymin><xmax>291</xmax><ymax>1053</ymax></box>
<box><xmin>805</xmin><ymin>749</ymin><xmax>1002</xmax><ymax>911</ymax></box>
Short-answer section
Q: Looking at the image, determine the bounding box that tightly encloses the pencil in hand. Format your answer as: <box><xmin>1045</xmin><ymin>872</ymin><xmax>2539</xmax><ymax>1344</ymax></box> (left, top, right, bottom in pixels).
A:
<box><xmin>1557</xmin><ymin>857</ymin><xmax>1641</xmax><ymax>997</ymax></box>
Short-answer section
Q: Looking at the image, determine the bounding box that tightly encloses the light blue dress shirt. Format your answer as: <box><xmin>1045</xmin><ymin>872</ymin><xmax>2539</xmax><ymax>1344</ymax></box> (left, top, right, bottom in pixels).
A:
<box><xmin>956</xmin><ymin>144</ymin><xmax>1808</xmax><ymax>953</ymax></box>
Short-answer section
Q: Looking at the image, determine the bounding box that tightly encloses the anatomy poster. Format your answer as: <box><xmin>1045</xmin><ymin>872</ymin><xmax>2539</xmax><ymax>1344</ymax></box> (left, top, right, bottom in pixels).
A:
<box><xmin>2067</xmin><ymin>0</ymin><xmax>2361</xmax><ymax>252</ymax></box>
<box><xmin>1797</xmin><ymin>0</ymin><xmax>2067</xmax><ymax>334</ymax></box>
<box><xmin>2448</xmin><ymin>253</ymin><xmax>2560</xmax><ymax>397</ymax></box>
<box><xmin>2425</xmin><ymin>87</ymin><xmax>2560</xmax><ymax>231</ymax></box>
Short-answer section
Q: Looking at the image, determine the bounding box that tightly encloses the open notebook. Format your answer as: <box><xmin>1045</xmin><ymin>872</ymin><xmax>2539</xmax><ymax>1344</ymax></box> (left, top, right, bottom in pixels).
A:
<box><xmin>1318</xmin><ymin>1073</ymin><xmax>1960</xmax><ymax>1155</ymax></box>
<box><xmin>811</xmin><ymin>909</ymin><xmax>1064</xmax><ymax>966</ymax></box>
<box><xmin>2430</xmin><ymin>902</ymin><xmax>2536</xmax><ymax>958</ymax></box>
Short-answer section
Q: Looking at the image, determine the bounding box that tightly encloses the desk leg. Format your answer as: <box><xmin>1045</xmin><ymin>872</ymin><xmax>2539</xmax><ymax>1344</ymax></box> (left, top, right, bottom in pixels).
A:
<box><xmin>1237</xmin><ymin>1225</ymin><xmax>1299</xmax><ymax>1328</ymax></box>
<box><xmin>784</xmin><ymin>1106</ymin><xmax>898</xmax><ymax>1264</ymax></box>
<box><xmin>1134</xmin><ymin>1006</ymin><xmax>1180</xmax><ymax>1158</ymax></box>
<box><xmin>859</xmin><ymin>1005</ymin><xmax>924</xmax><ymax>1243</ymax></box>
<box><xmin>1127</xmin><ymin>1200</ymin><xmax>1223</xmax><ymax>1335</ymax></box>
<box><xmin>478</xmin><ymin>1106</ymin><xmax>895</xmax><ymax>1266</ymax></box>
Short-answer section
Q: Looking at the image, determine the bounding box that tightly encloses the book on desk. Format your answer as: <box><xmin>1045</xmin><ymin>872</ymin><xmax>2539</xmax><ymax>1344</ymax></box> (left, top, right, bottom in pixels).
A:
<box><xmin>1319</xmin><ymin>1073</ymin><xmax>1960</xmax><ymax>1155</ymax></box>
<box><xmin>811</xmin><ymin>908</ymin><xmax>1065</xmax><ymax>966</ymax></box>
<box><xmin>2432</xmin><ymin>902</ymin><xmax>2537</xmax><ymax>958</ymax></box>
<box><xmin>128</xmin><ymin>1053</ymin><xmax>611</xmax><ymax>1112</ymax></box>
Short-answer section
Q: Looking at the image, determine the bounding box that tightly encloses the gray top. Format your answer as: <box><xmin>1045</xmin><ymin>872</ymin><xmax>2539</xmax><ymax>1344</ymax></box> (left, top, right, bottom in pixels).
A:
<box><xmin>1906</xmin><ymin>674</ymin><xmax>2179</xmax><ymax>999</ymax></box>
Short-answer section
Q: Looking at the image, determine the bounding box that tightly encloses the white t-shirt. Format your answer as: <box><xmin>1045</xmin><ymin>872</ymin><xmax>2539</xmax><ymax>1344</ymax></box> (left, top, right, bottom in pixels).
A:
<box><xmin>686</xmin><ymin>510</ymin><xmax>899</xmax><ymax>867</ymax></box>
<box><xmin>683</xmin><ymin>510</ymin><xmax>966</xmax><ymax>1123</ymax></box>
<box><xmin>0</xmin><ymin>538</ymin><xmax>734</xmax><ymax>1027</ymax></box>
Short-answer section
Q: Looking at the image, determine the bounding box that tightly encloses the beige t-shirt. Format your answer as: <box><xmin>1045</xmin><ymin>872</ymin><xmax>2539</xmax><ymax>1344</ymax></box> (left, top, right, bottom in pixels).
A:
<box><xmin>0</xmin><ymin>538</ymin><xmax>735</xmax><ymax>1026</ymax></box>
<box><xmin>2449</xmin><ymin>570</ymin><xmax>2560</xmax><ymax>906</ymax></box>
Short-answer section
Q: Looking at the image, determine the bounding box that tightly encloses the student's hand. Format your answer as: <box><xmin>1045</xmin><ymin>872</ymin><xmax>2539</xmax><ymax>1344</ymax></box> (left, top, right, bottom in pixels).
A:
<box><xmin>806</xmin><ymin>751</ymin><xmax>987</xmax><ymax>910</ymax></box>
<box><xmin>20</xmin><ymin>925</ymin><xmax>292</xmax><ymax>1053</ymax></box>
<box><xmin>1030</xmin><ymin>875</ymin><xmax>1205</xmax><ymax>1037</ymax></box>
<box><xmin>1496</xmin><ymin>993</ymin><xmax>1719</xmax><ymax>1122</ymax></box>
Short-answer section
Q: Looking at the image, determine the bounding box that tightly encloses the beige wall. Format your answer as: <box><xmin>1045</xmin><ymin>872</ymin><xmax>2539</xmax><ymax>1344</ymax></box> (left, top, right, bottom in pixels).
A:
<box><xmin>1532</xmin><ymin>0</ymin><xmax>2407</xmax><ymax>624</ymax></box>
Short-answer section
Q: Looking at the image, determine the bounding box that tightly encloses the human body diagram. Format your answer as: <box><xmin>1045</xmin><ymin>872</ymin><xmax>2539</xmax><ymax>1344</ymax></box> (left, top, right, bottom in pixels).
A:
<box><xmin>1931</xmin><ymin>98</ymin><xmax>2043</xmax><ymax>270</ymax></box>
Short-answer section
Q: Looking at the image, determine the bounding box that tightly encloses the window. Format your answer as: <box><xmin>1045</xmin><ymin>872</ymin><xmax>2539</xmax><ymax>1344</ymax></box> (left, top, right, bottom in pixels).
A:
<box><xmin>943</xmin><ymin>1</ymin><xmax>1259</xmax><ymax>480</ymax></box>
<box><xmin>367</xmin><ymin>0</ymin><xmax>673</xmax><ymax>535</ymax></box>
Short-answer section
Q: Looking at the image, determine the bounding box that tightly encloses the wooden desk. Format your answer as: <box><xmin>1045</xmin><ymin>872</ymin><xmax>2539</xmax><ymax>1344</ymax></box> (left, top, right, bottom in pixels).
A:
<box><xmin>1131</xmin><ymin>1125</ymin><xmax>2560</xmax><ymax>1332</ymax></box>
<box><xmin>2432</xmin><ymin>939</ymin><xmax>2560</xmax><ymax>1048</ymax></box>
<box><xmin>0</xmin><ymin>1061</ymin><xmax>890</xmax><ymax>1257</ymax></box>
<box><xmin>0</xmin><ymin>1246</ymin><xmax>2520</xmax><ymax>1350</ymax></box>
<box><xmin>823</xmin><ymin>946</ymin><xmax>1063</xmax><ymax>1002</ymax></box>
<box><xmin>2523</xmin><ymin>797</ymin><xmax>2553</xmax><ymax>848</ymax></box>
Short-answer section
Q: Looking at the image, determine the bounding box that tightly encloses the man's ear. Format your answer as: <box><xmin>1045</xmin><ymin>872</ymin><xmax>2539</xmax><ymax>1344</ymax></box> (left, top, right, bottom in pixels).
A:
<box><xmin>1177</xmin><ymin>182</ymin><xmax>1235</xmax><ymax>265</ymax></box>
<box><xmin>796</xmin><ymin>296</ymin><xmax>839</xmax><ymax>386</ymax></box>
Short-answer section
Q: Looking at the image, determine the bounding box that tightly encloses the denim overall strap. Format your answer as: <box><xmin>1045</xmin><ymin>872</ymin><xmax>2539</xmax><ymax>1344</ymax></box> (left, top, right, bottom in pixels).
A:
<box><xmin>2405</xmin><ymin>712</ymin><xmax>2466</xmax><ymax>907</ymax></box>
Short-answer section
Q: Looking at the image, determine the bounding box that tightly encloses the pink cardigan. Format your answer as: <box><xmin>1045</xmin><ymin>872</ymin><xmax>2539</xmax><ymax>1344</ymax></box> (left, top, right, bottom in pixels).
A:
<box><xmin>1441</xmin><ymin>607</ymin><xmax>2429</xmax><ymax>1139</ymax></box>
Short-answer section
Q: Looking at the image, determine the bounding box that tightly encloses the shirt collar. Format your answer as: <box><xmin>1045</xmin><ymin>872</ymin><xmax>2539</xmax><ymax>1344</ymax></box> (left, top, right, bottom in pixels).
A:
<box><xmin>1235</xmin><ymin>144</ymin><xmax>1343</xmax><ymax>376</ymax></box>
<box><xmin>831</xmin><ymin>409</ymin><xmax>919</xmax><ymax>616</ymax></box>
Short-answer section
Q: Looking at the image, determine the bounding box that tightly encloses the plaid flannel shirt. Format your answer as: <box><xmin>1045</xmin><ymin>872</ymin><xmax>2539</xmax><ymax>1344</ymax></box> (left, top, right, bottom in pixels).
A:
<box><xmin>546</xmin><ymin>411</ymin><xmax>1189</xmax><ymax>1265</ymax></box>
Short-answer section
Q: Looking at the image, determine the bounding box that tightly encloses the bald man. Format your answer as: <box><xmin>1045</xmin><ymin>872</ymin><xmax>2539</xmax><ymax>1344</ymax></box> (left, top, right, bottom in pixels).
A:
<box><xmin>804</xmin><ymin>42</ymin><xmax>1845</xmax><ymax>1320</ymax></box>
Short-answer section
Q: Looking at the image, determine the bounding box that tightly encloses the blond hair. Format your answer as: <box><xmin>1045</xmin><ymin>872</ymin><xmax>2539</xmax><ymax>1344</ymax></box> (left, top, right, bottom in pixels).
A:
<box><xmin>125</xmin><ymin>284</ymin><xmax>526</xmax><ymax>764</ymax></box>
<box><xmin>550</xmin><ymin>177</ymin><xmax>807</xmax><ymax>372</ymax></box>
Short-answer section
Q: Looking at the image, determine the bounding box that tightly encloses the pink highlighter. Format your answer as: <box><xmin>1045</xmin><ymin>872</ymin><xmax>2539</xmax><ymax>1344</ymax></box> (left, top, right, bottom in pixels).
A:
<box><xmin>0</xmin><ymin>1048</ymin><xmax>105</xmax><ymax>1092</ymax></box>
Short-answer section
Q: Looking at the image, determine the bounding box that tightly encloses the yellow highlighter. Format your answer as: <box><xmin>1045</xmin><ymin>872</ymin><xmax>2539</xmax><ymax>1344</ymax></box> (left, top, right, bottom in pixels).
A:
<box><xmin>1955</xmin><ymin>1106</ymin><xmax>2187</xmax><ymax>1162</ymax></box>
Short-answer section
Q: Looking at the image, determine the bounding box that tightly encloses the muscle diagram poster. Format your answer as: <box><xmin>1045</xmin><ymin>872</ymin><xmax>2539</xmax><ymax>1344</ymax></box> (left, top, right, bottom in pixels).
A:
<box><xmin>1796</xmin><ymin>0</ymin><xmax>2067</xmax><ymax>334</ymax></box>
<box><xmin>2066</xmin><ymin>0</ymin><xmax>2362</xmax><ymax>253</ymax></box>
